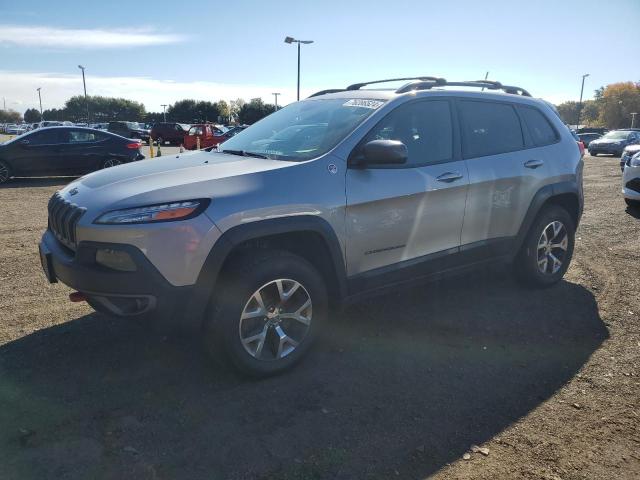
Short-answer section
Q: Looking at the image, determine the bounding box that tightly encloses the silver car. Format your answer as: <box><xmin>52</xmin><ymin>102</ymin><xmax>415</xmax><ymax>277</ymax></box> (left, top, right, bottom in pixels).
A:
<box><xmin>39</xmin><ymin>77</ymin><xmax>584</xmax><ymax>376</ymax></box>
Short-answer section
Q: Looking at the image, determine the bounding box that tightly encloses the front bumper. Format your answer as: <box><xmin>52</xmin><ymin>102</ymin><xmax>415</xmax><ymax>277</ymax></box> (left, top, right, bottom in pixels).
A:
<box><xmin>623</xmin><ymin>166</ymin><xmax>640</xmax><ymax>200</ymax></box>
<box><xmin>39</xmin><ymin>230</ymin><xmax>197</xmax><ymax>329</ymax></box>
<box><xmin>589</xmin><ymin>144</ymin><xmax>623</xmax><ymax>156</ymax></box>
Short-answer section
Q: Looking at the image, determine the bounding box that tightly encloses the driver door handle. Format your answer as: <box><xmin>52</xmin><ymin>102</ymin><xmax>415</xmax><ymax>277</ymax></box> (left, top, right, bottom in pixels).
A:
<box><xmin>524</xmin><ymin>159</ymin><xmax>544</xmax><ymax>169</ymax></box>
<box><xmin>436</xmin><ymin>172</ymin><xmax>463</xmax><ymax>183</ymax></box>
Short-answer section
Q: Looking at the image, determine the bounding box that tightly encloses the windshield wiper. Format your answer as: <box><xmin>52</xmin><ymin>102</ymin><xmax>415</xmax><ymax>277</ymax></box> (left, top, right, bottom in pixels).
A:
<box><xmin>222</xmin><ymin>149</ymin><xmax>268</xmax><ymax>159</ymax></box>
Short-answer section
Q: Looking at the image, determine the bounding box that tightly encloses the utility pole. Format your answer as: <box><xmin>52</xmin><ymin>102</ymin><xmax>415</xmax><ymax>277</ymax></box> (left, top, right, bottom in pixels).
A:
<box><xmin>632</xmin><ymin>113</ymin><xmax>638</xmax><ymax>129</ymax></box>
<box><xmin>36</xmin><ymin>87</ymin><xmax>43</xmax><ymax>120</ymax></box>
<box><xmin>284</xmin><ymin>37</ymin><xmax>314</xmax><ymax>101</ymax></box>
<box><xmin>2</xmin><ymin>97</ymin><xmax>5</xmax><ymax>110</ymax></box>
<box><xmin>161</xmin><ymin>104</ymin><xmax>168</xmax><ymax>122</ymax></box>
<box><xmin>272</xmin><ymin>93</ymin><xmax>280</xmax><ymax>111</ymax></box>
<box><xmin>577</xmin><ymin>73</ymin><xmax>590</xmax><ymax>130</ymax></box>
<box><xmin>78</xmin><ymin>65</ymin><xmax>90</xmax><ymax>123</ymax></box>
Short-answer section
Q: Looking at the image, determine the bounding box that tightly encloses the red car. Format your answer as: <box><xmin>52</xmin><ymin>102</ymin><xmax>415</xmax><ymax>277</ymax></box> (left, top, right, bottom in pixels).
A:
<box><xmin>183</xmin><ymin>124</ymin><xmax>229</xmax><ymax>150</ymax></box>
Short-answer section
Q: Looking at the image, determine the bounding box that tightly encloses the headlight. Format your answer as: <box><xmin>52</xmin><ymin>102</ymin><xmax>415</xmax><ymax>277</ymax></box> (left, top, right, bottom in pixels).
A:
<box><xmin>94</xmin><ymin>199</ymin><xmax>209</xmax><ymax>224</ymax></box>
<box><xmin>630</xmin><ymin>153</ymin><xmax>640</xmax><ymax>167</ymax></box>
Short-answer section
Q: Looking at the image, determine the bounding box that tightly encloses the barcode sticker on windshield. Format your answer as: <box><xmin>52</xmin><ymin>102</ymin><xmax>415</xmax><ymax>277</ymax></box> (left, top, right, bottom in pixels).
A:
<box><xmin>343</xmin><ymin>99</ymin><xmax>384</xmax><ymax>109</ymax></box>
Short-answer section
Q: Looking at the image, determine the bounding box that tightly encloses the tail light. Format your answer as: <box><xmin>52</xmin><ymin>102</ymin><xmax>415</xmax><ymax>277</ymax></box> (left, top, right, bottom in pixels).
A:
<box><xmin>126</xmin><ymin>142</ymin><xmax>141</xmax><ymax>149</ymax></box>
<box><xmin>577</xmin><ymin>141</ymin><xmax>585</xmax><ymax>157</ymax></box>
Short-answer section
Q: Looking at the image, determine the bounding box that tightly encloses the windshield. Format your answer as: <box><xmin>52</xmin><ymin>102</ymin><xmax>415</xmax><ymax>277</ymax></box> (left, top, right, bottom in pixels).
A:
<box><xmin>603</xmin><ymin>131</ymin><xmax>629</xmax><ymax>140</ymax></box>
<box><xmin>219</xmin><ymin>98</ymin><xmax>385</xmax><ymax>161</ymax></box>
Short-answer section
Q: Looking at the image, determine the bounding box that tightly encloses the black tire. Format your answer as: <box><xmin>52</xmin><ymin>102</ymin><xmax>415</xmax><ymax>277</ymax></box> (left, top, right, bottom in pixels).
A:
<box><xmin>0</xmin><ymin>160</ymin><xmax>11</xmax><ymax>184</ymax></box>
<box><xmin>101</xmin><ymin>158</ymin><xmax>122</xmax><ymax>169</ymax></box>
<box><xmin>204</xmin><ymin>250</ymin><xmax>327</xmax><ymax>377</ymax></box>
<box><xmin>625</xmin><ymin>198</ymin><xmax>640</xmax><ymax>208</ymax></box>
<box><xmin>514</xmin><ymin>205</ymin><xmax>575</xmax><ymax>287</ymax></box>
<box><xmin>589</xmin><ymin>151</ymin><xmax>597</xmax><ymax>157</ymax></box>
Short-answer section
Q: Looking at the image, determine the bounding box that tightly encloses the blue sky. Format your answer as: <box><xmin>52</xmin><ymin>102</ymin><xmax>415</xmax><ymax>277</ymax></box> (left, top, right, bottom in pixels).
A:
<box><xmin>1</xmin><ymin>0</ymin><xmax>639</xmax><ymax>113</ymax></box>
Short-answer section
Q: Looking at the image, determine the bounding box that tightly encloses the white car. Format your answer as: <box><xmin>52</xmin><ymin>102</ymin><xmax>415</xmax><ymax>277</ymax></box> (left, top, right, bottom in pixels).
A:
<box><xmin>623</xmin><ymin>151</ymin><xmax>640</xmax><ymax>208</ymax></box>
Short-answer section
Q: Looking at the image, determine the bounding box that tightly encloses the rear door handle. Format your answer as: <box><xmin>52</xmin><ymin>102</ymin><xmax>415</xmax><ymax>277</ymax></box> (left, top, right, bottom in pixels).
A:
<box><xmin>524</xmin><ymin>159</ymin><xmax>544</xmax><ymax>169</ymax></box>
<box><xmin>436</xmin><ymin>172</ymin><xmax>463</xmax><ymax>183</ymax></box>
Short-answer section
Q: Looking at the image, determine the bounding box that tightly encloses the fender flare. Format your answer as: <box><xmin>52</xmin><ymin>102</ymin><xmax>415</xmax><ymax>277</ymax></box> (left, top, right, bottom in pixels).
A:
<box><xmin>513</xmin><ymin>180</ymin><xmax>582</xmax><ymax>255</ymax></box>
<box><xmin>183</xmin><ymin>216</ymin><xmax>347</xmax><ymax>328</ymax></box>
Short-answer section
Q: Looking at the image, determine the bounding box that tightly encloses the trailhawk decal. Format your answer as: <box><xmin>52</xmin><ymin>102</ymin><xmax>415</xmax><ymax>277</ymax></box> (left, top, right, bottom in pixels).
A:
<box><xmin>343</xmin><ymin>99</ymin><xmax>385</xmax><ymax>109</ymax></box>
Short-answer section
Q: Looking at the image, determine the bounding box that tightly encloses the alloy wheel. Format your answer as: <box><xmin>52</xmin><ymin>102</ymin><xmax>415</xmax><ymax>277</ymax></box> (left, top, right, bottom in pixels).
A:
<box><xmin>537</xmin><ymin>220</ymin><xmax>568</xmax><ymax>275</ymax></box>
<box><xmin>239</xmin><ymin>279</ymin><xmax>312</xmax><ymax>360</ymax></box>
<box><xmin>103</xmin><ymin>158</ymin><xmax>122</xmax><ymax>168</ymax></box>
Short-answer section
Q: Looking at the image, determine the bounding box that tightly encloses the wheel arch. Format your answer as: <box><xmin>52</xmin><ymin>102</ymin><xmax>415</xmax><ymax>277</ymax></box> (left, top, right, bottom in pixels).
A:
<box><xmin>184</xmin><ymin>216</ymin><xmax>348</xmax><ymax>330</ymax></box>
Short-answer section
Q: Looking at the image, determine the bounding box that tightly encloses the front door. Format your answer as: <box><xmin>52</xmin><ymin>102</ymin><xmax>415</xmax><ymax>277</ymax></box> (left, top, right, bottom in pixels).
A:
<box><xmin>10</xmin><ymin>129</ymin><xmax>62</xmax><ymax>175</ymax></box>
<box><xmin>345</xmin><ymin>99</ymin><xmax>468</xmax><ymax>279</ymax></box>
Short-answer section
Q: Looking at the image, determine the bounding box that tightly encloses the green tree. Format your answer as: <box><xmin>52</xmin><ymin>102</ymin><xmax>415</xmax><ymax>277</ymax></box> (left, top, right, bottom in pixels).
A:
<box><xmin>42</xmin><ymin>108</ymin><xmax>65</xmax><ymax>121</ymax></box>
<box><xmin>64</xmin><ymin>95</ymin><xmax>146</xmax><ymax>123</ymax></box>
<box><xmin>166</xmin><ymin>100</ymin><xmax>221</xmax><ymax>123</ymax></box>
<box><xmin>555</xmin><ymin>101</ymin><xmax>580</xmax><ymax>126</ymax></box>
<box><xmin>0</xmin><ymin>109</ymin><xmax>22</xmax><ymax>123</ymax></box>
<box><xmin>238</xmin><ymin>98</ymin><xmax>276</xmax><ymax>125</ymax></box>
<box><xmin>24</xmin><ymin>108</ymin><xmax>41</xmax><ymax>123</ymax></box>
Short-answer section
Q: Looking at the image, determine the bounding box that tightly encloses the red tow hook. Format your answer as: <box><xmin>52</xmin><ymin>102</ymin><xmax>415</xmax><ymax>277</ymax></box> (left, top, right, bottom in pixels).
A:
<box><xmin>69</xmin><ymin>291</ymin><xmax>87</xmax><ymax>303</ymax></box>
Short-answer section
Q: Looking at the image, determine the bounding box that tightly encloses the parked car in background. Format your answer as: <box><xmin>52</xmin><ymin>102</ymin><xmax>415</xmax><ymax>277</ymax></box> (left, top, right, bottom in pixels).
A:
<box><xmin>620</xmin><ymin>144</ymin><xmax>640</xmax><ymax>171</ymax></box>
<box><xmin>183</xmin><ymin>124</ymin><xmax>233</xmax><ymax>150</ymax></box>
<box><xmin>577</xmin><ymin>132</ymin><xmax>601</xmax><ymax>147</ymax></box>
<box><xmin>570</xmin><ymin>130</ymin><xmax>585</xmax><ymax>157</ymax></box>
<box><xmin>6</xmin><ymin>124</ymin><xmax>26</xmax><ymax>135</ymax></box>
<box><xmin>588</xmin><ymin>129</ymin><xmax>640</xmax><ymax>157</ymax></box>
<box><xmin>0</xmin><ymin>127</ymin><xmax>144</xmax><ymax>184</ymax></box>
<box><xmin>39</xmin><ymin>121</ymin><xmax>64</xmax><ymax>128</ymax></box>
<box><xmin>150</xmin><ymin>122</ymin><xmax>191</xmax><ymax>145</ymax></box>
<box><xmin>90</xmin><ymin>123</ymin><xmax>108</xmax><ymax>130</ymax></box>
<box><xmin>622</xmin><ymin>151</ymin><xmax>640</xmax><ymax>208</ymax></box>
<box><xmin>108</xmin><ymin>121</ymin><xmax>151</xmax><ymax>143</ymax></box>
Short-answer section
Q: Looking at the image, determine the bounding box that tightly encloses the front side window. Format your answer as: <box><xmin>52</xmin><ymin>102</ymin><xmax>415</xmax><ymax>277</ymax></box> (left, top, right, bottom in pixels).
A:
<box><xmin>359</xmin><ymin>100</ymin><xmax>453</xmax><ymax>166</ymax></box>
<box><xmin>220</xmin><ymin>98</ymin><xmax>385</xmax><ymax>161</ymax></box>
<box><xmin>518</xmin><ymin>106</ymin><xmax>558</xmax><ymax>146</ymax></box>
<box><xmin>459</xmin><ymin>100</ymin><xmax>524</xmax><ymax>157</ymax></box>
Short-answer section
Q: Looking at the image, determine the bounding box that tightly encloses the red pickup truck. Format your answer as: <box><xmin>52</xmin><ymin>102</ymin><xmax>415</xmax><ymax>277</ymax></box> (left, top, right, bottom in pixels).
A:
<box><xmin>183</xmin><ymin>124</ymin><xmax>229</xmax><ymax>150</ymax></box>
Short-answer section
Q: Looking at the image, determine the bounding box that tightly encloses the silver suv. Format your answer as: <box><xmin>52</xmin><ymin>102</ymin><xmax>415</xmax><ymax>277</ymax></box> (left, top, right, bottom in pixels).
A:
<box><xmin>39</xmin><ymin>77</ymin><xmax>584</xmax><ymax>376</ymax></box>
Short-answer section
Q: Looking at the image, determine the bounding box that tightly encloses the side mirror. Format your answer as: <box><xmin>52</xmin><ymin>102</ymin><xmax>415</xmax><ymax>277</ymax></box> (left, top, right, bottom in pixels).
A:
<box><xmin>351</xmin><ymin>139</ymin><xmax>408</xmax><ymax>167</ymax></box>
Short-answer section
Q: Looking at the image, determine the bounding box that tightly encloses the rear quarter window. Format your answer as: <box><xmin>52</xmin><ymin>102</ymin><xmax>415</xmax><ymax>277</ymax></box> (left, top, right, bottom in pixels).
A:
<box><xmin>518</xmin><ymin>106</ymin><xmax>558</xmax><ymax>147</ymax></box>
<box><xmin>458</xmin><ymin>100</ymin><xmax>524</xmax><ymax>158</ymax></box>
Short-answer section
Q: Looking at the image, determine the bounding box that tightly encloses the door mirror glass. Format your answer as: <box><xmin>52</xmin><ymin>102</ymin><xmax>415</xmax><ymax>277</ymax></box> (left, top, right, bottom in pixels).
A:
<box><xmin>354</xmin><ymin>139</ymin><xmax>408</xmax><ymax>167</ymax></box>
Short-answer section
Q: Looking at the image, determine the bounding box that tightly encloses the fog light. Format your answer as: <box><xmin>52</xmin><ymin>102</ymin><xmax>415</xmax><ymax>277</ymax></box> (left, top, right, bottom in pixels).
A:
<box><xmin>95</xmin><ymin>249</ymin><xmax>137</xmax><ymax>272</ymax></box>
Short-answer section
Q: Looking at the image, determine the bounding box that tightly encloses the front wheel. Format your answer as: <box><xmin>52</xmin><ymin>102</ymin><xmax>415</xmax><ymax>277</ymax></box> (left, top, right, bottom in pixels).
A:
<box><xmin>204</xmin><ymin>250</ymin><xmax>327</xmax><ymax>377</ymax></box>
<box><xmin>514</xmin><ymin>205</ymin><xmax>575</xmax><ymax>287</ymax></box>
<box><xmin>0</xmin><ymin>160</ymin><xmax>11</xmax><ymax>184</ymax></box>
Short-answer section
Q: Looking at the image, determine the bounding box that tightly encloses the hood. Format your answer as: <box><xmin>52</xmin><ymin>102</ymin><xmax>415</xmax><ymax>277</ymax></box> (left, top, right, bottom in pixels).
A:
<box><xmin>60</xmin><ymin>150</ymin><xmax>296</xmax><ymax>212</ymax></box>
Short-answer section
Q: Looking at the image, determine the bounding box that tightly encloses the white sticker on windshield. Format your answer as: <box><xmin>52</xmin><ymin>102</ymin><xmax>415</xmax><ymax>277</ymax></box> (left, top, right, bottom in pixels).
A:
<box><xmin>343</xmin><ymin>99</ymin><xmax>384</xmax><ymax>109</ymax></box>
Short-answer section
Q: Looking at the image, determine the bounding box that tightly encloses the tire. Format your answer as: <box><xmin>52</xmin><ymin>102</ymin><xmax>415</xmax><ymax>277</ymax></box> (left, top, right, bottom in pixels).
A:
<box><xmin>204</xmin><ymin>250</ymin><xmax>328</xmax><ymax>377</ymax></box>
<box><xmin>589</xmin><ymin>151</ymin><xmax>597</xmax><ymax>157</ymax></box>
<box><xmin>625</xmin><ymin>198</ymin><xmax>640</xmax><ymax>208</ymax></box>
<box><xmin>102</xmin><ymin>158</ymin><xmax>123</xmax><ymax>169</ymax></box>
<box><xmin>514</xmin><ymin>205</ymin><xmax>575</xmax><ymax>287</ymax></box>
<box><xmin>0</xmin><ymin>160</ymin><xmax>11</xmax><ymax>184</ymax></box>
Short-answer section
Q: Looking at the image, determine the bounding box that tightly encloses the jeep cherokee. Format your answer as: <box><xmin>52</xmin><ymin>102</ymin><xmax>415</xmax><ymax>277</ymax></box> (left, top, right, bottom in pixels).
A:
<box><xmin>39</xmin><ymin>77</ymin><xmax>583</xmax><ymax>376</ymax></box>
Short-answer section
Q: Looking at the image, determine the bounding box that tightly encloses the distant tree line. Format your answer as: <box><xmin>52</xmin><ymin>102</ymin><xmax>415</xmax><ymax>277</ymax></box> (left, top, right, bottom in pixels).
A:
<box><xmin>18</xmin><ymin>95</ymin><xmax>277</xmax><ymax>126</ymax></box>
<box><xmin>555</xmin><ymin>82</ymin><xmax>640</xmax><ymax>129</ymax></box>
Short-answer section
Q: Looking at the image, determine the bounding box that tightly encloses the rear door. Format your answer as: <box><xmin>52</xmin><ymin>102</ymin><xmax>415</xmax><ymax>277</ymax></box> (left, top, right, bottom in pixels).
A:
<box><xmin>458</xmin><ymin>99</ymin><xmax>554</xmax><ymax>252</ymax></box>
<box><xmin>59</xmin><ymin>129</ymin><xmax>109</xmax><ymax>173</ymax></box>
<box><xmin>346</xmin><ymin>99</ymin><xmax>469</xmax><ymax>278</ymax></box>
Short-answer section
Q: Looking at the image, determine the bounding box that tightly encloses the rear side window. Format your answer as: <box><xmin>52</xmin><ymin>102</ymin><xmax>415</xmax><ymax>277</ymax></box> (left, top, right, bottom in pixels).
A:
<box><xmin>362</xmin><ymin>100</ymin><xmax>453</xmax><ymax>166</ymax></box>
<box><xmin>67</xmin><ymin>130</ymin><xmax>104</xmax><ymax>143</ymax></box>
<box><xmin>459</xmin><ymin>101</ymin><xmax>524</xmax><ymax>157</ymax></box>
<box><xmin>518</xmin><ymin>106</ymin><xmax>558</xmax><ymax>146</ymax></box>
<box><xmin>28</xmin><ymin>129</ymin><xmax>59</xmax><ymax>145</ymax></box>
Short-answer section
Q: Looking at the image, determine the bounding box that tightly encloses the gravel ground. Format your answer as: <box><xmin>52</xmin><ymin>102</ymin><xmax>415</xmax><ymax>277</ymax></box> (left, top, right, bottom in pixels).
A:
<box><xmin>0</xmin><ymin>154</ymin><xmax>638</xmax><ymax>479</ymax></box>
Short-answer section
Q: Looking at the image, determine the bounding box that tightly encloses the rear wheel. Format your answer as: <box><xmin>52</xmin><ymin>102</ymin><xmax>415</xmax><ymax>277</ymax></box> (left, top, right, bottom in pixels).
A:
<box><xmin>589</xmin><ymin>152</ymin><xmax>597</xmax><ymax>157</ymax></box>
<box><xmin>102</xmin><ymin>158</ymin><xmax>122</xmax><ymax>169</ymax></box>
<box><xmin>204</xmin><ymin>250</ymin><xmax>327</xmax><ymax>377</ymax></box>
<box><xmin>514</xmin><ymin>205</ymin><xmax>575</xmax><ymax>287</ymax></box>
<box><xmin>0</xmin><ymin>160</ymin><xmax>11</xmax><ymax>184</ymax></box>
<box><xmin>625</xmin><ymin>198</ymin><xmax>640</xmax><ymax>208</ymax></box>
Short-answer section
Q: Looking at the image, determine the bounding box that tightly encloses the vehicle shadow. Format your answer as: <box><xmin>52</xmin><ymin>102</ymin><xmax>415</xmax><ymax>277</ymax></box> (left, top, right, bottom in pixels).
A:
<box><xmin>1</xmin><ymin>177</ymin><xmax>77</xmax><ymax>189</ymax></box>
<box><xmin>0</xmin><ymin>268</ymin><xmax>607</xmax><ymax>480</ymax></box>
<box><xmin>625</xmin><ymin>204</ymin><xmax>640</xmax><ymax>219</ymax></box>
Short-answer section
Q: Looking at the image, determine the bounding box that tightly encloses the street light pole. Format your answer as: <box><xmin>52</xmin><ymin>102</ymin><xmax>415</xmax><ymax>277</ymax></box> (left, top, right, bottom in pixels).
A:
<box><xmin>577</xmin><ymin>73</ymin><xmax>589</xmax><ymax>130</ymax></box>
<box><xmin>78</xmin><ymin>65</ymin><xmax>89</xmax><ymax>124</ymax></box>
<box><xmin>36</xmin><ymin>87</ymin><xmax>43</xmax><ymax>120</ymax></box>
<box><xmin>284</xmin><ymin>36</ymin><xmax>314</xmax><ymax>101</ymax></box>
<box><xmin>632</xmin><ymin>113</ymin><xmax>638</xmax><ymax>129</ymax></box>
<box><xmin>161</xmin><ymin>104</ymin><xmax>168</xmax><ymax>122</ymax></box>
<box><xmin>272</xmin><ymin>93</ymin><xmax>280</xmax><ymax>111</ymax></box>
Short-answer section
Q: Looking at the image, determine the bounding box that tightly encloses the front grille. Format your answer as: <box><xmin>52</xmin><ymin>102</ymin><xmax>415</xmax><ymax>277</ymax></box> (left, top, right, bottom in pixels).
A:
<box><xmin>47</xmin><ymin>192</ymin><xmax>86</xmax><ymax>250</ymax></box>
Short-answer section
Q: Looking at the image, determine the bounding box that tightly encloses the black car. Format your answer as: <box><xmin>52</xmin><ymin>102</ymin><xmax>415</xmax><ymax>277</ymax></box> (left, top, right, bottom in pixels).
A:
<box><xmin>577</xmin><ymin>132</ymin><xmax>602</xmax><ymax>147</ymax></box>
<box><xmin>107</xmin><ymin>121</ymin><xmax>151</xmax><ymax>143</ymax></box>
<box><xmin>588</xmin><ymin>129</ymin><xmax>640</xmax><ymax>157</ymax></box>
<box><xmin>150</xmin><ymin>122</ymin><xmax>191</xmax><ymax>145</ymax></box>
<box><xmin>0</xmin><ymin>127</ymin><xmax>145</xmax><ymax>184</ymax></box>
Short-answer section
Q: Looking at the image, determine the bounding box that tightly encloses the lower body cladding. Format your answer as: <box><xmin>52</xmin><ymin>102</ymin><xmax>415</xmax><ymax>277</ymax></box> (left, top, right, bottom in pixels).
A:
<box><xmin>39</xmin><ymin>230</ymin><xmax>202</xmax><ymax>331</ymax></box>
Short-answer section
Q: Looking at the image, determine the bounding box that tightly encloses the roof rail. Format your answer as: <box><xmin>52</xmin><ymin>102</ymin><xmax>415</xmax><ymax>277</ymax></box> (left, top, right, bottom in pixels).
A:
<box><xmin>347</xmin><ymin>76</ymin><xmax>445</xmax><ymax>91</ymax></box>
<box><xmin>395</xmin><ymin>78</ymin><xmax>531</xmax><ymax>97</ymax></box>
<box><xmin>308</xmin><ymin>88</ymin><xmax>347</xmax><ymax>98</ymax></box>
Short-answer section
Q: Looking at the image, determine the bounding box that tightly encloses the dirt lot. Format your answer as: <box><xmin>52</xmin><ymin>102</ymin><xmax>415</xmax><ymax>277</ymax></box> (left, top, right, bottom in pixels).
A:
<box><xmin>0</xmin><ymin>155</ymin><xmax>638</xmax><ymax>479</ymax></box>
